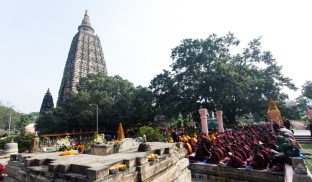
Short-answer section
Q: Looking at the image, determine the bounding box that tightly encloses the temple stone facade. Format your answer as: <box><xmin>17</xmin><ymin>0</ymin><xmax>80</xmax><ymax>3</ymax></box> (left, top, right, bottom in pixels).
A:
<box><xmin>39</xmin><ymin>89</ymin><xmax>54</xmax><ymax>114</ymax></box>
<box><xmin>57</xmin><ymin>10</ymin><xmax>108</xmax><ymax>104</ymax></box>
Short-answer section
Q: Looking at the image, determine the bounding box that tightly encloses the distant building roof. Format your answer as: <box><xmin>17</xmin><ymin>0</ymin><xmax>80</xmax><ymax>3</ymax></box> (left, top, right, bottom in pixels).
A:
<box><xmin>25</xmin><ymin>123</ymin><xmax>36</xmax><ymax>134</ymax></box>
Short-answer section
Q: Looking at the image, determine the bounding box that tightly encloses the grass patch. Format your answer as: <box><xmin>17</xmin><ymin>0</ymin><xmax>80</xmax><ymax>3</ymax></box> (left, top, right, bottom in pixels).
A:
<box><xmin>300</xmin><ymin>144</ymin><xmax>312</xmax><ymax>173</ymax></box>
<box><xmin>301</xmin><ymin>144</ymin><xmax>312</xmax><ymax>149</ymax></box>
<box><xmin>306</xmin><ymin>157</ymin><xmax>312</xmax><ymax>174</ymax></box>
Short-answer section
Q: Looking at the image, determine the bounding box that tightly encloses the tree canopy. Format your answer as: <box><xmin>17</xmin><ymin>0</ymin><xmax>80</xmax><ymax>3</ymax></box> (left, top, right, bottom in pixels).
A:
<box><xmin>0</xmin><ymin>102</ymin><xmax>38</xmax><ymax>132</ymax></box>
<box><xmin>302</xmin><ymin>81</ymin><xmax>312</xmax><ymax>100</ymax></box>
<box><xmin>150</xmin><ymin>33</ymin><xmax>296</xmax><ymax>124</ymax></box>
<box><xmin>0</xmin><ymin>103</ymin><xmax>20</xmax><ymax>130</ymax></box>
<box><xmin>36</xmin><ymin>74</ymin><xmax>154</xmax><ymax>134</ymax></box>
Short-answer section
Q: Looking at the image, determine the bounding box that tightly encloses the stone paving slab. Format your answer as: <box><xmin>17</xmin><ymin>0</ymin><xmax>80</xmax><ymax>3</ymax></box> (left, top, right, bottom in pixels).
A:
<box><xmin>294</xmin><ymin>130</ymin><xmax>310</xmax><ymax>136</ymax></box>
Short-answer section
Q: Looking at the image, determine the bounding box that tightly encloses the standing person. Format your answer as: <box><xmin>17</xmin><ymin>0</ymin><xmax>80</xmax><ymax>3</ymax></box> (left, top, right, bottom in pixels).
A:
<box><xmin>171</xmin><ymin>129</ymin><xmax>179</xmax><ymax>142</ymax></box>
<box><xmin>283</xmin><ymin>120</ymin><xmax>291</xmax><ymax>130</ymax></box>
<box><xmin>273</xmin><ymin>121</ymin><xmax>280</xmax><ymax>134</ymax></box>
<box><xmin>307</xmin><ymin>106</ymin><xmax>312</xmax><ymax>137</ymax></box>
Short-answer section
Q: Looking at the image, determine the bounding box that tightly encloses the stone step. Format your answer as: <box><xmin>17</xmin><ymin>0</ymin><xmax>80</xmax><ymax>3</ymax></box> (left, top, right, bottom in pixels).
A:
<box><xmin>294</xmin><ymin>135</ymin><xmax>312</xmax><ymax>138</ymax></box>
<box><xmin>294</xmin><ymin>135</ymin><xmax>312</xmax><ymax>144</ymax></box>
<box><xmin>295</xmin><ymin>139</ymin><xmax>312</xmax><ymax>141</ymax></box>
<box><xmin>295</xmin><ymin>137</ymin><xmax>312</xmax><ymax>140</ymax></box>
<box><xmin>298</xmin><ymin>141</ymin><xmax>312</xmax><ymax>144</ymax></box>
<box><xmin>297</xmin><ymin>141</ymin><xmax>312</xmax><ymax>144</ymax></box>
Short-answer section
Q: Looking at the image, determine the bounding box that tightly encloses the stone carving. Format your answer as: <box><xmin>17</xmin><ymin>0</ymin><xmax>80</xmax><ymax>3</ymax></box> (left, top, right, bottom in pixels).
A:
<box><xmin>292</xmin><ymin>157</ymin><xmax>305</xmax><ymax>170</ymax></box>
<box><xmin>294</xmin><ymin>163</ymin><xmax>307</xmax><ymax>175</ymax></box>
<box><xmin>29</xmin><ymin>137</ymin><xmax>40</xmax><ymax>153</ymax></box>
<box><xmin>57</xmin><ymin>11</ymin><xmax>108</xmax><ymax>104</ymax></box>
<box><xmin>293</xmin><ymin>163</ymin><xmax>312</xmax><ymax>182</ymax></box>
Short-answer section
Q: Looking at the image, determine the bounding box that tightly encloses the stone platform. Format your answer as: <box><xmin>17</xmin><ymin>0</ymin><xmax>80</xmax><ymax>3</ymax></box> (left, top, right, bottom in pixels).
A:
<box><xmin>5</xmin><ymin>142</ymin><xmax>191</xmax><ymax>182</ymax></box>
<box><xmin>189</xmin><ymin>162</ymin><xmax>284</xmax><ymax>182</ymax></box>
<box><xmin>91</xmin><ymin>138</ymin><xmax>140</xmax><ymax>156</ymax></box>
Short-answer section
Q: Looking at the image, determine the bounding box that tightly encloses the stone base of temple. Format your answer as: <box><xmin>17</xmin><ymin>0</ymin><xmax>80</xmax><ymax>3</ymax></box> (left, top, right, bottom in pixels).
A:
<box><xmin>189</xmin><ymin>162</ymin><xmax>284</xmax><ymax>182</ymax></box>
<box><xmin>5</xmin><ymin>142</ymin><xmax>191</xmax><ymax>182</ymax></box>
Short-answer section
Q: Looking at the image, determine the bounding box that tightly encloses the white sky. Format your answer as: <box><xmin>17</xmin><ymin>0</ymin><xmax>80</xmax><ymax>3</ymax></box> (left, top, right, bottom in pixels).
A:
<box><xmin>0</xmin><ymin>0</ymin><xmax>311</xmax><ymax>113</ymax></box>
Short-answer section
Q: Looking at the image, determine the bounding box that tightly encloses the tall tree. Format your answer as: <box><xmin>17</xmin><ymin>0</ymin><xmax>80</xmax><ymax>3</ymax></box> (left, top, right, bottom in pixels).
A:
<box><xmin>150</xmin><ymin>33</ymin><xmax>296</xmax><ymax>124</ymax></box>
<box><xmin>302</xmin><ymin>81</ymin><xmax>312</xmax><ymax>100</ymax></box>
<box><xmin>0</xmin><ymin>103</ymin><xmax>21</xmax><ymax>130</ymax></box>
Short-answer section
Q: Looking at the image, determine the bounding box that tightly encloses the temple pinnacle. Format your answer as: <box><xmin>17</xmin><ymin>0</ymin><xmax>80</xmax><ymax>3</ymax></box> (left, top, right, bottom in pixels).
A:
<box><xmin>78</xmin><ymin>10</ymin><xmax>94</xmax><ymax>34</ymax></box>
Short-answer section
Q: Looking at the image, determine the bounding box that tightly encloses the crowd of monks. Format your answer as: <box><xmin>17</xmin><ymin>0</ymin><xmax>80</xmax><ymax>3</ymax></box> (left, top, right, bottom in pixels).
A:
<box><xmin>188</xmin><ymin>123</ymin><xmax>300</xmax><ymax>171</ymax></box>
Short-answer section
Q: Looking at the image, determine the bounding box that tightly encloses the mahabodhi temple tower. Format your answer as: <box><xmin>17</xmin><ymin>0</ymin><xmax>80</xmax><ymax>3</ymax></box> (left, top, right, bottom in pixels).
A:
<box><xmin>57</xmin><ymin>10</ymin><xmax>108</xmax><ymax>104</ymax></box>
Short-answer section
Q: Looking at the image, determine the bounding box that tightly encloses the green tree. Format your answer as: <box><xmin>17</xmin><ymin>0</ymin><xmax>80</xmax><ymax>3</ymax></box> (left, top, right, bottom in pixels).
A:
<box><xmin>295</xmin><ymin>96</ymin><xmax>310</xmax><ymax>118</ymax></box>
<box><xmin>0</xmin><ymin>103</ymin><xmax>21</xmax><ymax>131</ymax></box>
<box><xmin>150</xmin><ymin>33</ymin><xmax>296</xmax><ymax>124</ymax></box>
<box><xmin>302</xmin><ymin>81</ymin><xmax>312</xmax><ymax>104</ymax></box>
<box><xmin>129</xmin><ymin>86</ymin><xmax>154</xmax><ymax>126</ymax></box>
<box><xmin>278</xmin><ymin>102</ymin><xmax>301</xmax><ymax>120</ymax></box>
<box><xmin>138</xmin><ymin>126</ymin><xmax>164</xmax><ymax>142</ymax></box>
<box><xmin>16</xmin><ymin>114</ymin><xmax>32</xmax><ymax>130</ymax></box>
<box><xmin>36</xmin><ymin>111</ymin><xmax>58</xmax><ymax>134</ymax></box>
<box><xmin>36</xmin><ymin>74</ymin><xmax>154</xmax><ymax>134</ymax></box>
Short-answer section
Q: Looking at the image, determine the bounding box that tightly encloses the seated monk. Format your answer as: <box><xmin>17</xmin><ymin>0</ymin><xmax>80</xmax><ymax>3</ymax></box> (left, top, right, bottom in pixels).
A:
<box><xmin>194</xmin><ymin>144</ymin><xmax>205</xmax><ymax>160</ymax></box>
<box><xmin>202</xmin><ymin>137</ymin><xmax>212</xmax><ymax>156</ymax></box>
<box><xmin>215</xmin><ymin>147</ymin><xmax>225</xmax><ymax>160</ymax></box>
<box><xmin>227</xmin><ymin>153</ymin><xmax>244</xmax><ymax>168</ymax></box>
<box><xmin>251</xmin><ymin>150</ymin><xmax>268</xmax><ymax>170</ymax></box>
<box><xmin>189</xmin><ymin>140</ymin><xmax>198</xmax><ymax>153</ymax></box>
<box><xmin>259</xmin><ymin>147</ymin><xmax>271</xmax><ymax>163</ymax></box>
<box><xmin>233</xmin><ymin>150</ymin><xmax>244</xmax><ymax>162</ymax></box>
<box><xmin>209</xmin><ymin>148</ymin><xmax>222</xmax><ymax>164</ymax></box>
<box><xmin>243</xmin><ymin>144</ymin><xmax>251</xmax><ymax>157</ymax></box>
<box><xmin>225</xmin><ymin>145</ymin><xmax>232</xmax><ymax>153</ymax></box>
<box><xmin>220</xmin><ymin>147</ymin><xmax>227</xmax><ymax>156</ymax></box>
<box><xmin>237</xmin><ymin>148</ymin><xmax>247</xmax><ymax>161</ymax></box>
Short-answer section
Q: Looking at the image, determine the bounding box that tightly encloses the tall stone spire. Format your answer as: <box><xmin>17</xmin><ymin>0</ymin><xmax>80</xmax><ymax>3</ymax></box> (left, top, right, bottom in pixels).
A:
<box><xmin>40</xmin><ymin>89</ymin><xmax>54</xmax><ymax>114</ymax></box>
<box><xmin>57</xmin><ymin>11</ymin><xmax>108</xmax><ymax>104</ymax></box>
<box><xmin>78</xmin><ymin>10</ymin><xmax>94</xmax><ymax>34</ymax></box>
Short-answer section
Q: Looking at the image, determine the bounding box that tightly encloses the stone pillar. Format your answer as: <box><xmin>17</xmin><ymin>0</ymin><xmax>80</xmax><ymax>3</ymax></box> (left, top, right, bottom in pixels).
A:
<box><xmin>307</xmin><ymin>107</ymin><xmax>312</xmax><ymax>120</ymax></box>
<box><xmin>30</xmin><ymin>137</ymin><xmax>40</xmax><ymax>153</ymax></box>
<box><xmin>198</xmin><ymin>108</ymin><xmax>208</xmax><ymax>134</ymax></box>
<box><xmin>216</xmin><ymin>111</ymin><xmax>224</xmax><ymax>133</ymax></box>
<box><xmin>292</xmin><ymin>163</ymin><xmax>312</xmax><ymax>182</ymax></box>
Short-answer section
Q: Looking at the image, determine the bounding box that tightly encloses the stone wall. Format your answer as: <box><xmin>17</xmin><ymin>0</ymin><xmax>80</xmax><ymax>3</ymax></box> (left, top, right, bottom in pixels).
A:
<box><xmin>189</xmin><ymin>162</ymin><xmax>284</xmax><ymax>182</ymax></box>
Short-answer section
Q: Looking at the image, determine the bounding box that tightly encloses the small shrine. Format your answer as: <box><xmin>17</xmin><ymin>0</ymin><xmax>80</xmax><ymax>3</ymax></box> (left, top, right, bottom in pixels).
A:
<box><xmin>267</xmin><ymin>99</ymin><xmax>282</xmax><ymax>126</ymax></box>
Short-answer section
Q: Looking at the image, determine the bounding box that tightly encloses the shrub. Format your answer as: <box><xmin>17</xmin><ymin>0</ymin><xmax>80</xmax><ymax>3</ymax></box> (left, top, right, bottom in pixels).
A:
<box><xmin>0</xmin><ymin>132</ymin><xmax>35</xmax><ymax>152</ymax></box>
<box><xmin>15</xmin><ymin>133</ymin><xmax>36</xmax><ymax>152</ymax></box>
<box><xmin>138</xmin><ymin>126</ymin><xmax>165</xmax><ymax>142</ymax></box>
<box><xmin>0</xmin><ymin>137</ymin><xmax>15</xmax><ymax>150</ymax></box>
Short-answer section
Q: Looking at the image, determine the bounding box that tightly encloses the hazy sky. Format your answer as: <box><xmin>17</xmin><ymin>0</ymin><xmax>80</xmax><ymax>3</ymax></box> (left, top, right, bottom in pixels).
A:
<box><xmin>0</xmin><ymin>0</ymin><xmax>311</xmax><ymax>113</ymax></box>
